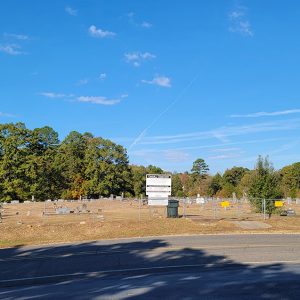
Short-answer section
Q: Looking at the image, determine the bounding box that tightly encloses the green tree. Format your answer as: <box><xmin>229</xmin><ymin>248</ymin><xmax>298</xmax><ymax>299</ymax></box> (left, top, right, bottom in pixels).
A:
<box><xmin>191</xmin><ymin>158</ymin><xmax>209</xmax><ymax>179</ymax></box>
<box><xmin>130</xmin><ymin>164</ymin><xmax>165</xmax><ymax>197</ymax></box>
<box><xmin>130</xmin><ymin>165</ymin><xmax>147</xmax><ymax>197</ymax></box>
<box><xmin>280</xmin><ymin>162</ymin><xmax>300</xmax><ymax>198</ymax></box>
<box><xmin>56</xmin><ymin>131</ymin><xmax>89</xmax><ymax>199</ymax></box>
<box><xmin>237</xmin><ymin>171</ymin><xmax>254</xmax><ymax>197</ymax></box>
<box><xmin>208</xmin><ymin>173</ymin><xmax>223</xmax><ymax>196</ymax></box>
<box><xmin>147</xmin><ymin>165</ymin><xmax>164</xmax><ymax>174</ymax></box>
<box><xmin>223</xmin><ymin>167</ymin><xmax>249</xmax><ymax>187</ymax></box>
<box><xmin>24</xmin><ymin>126</ymin><xmax>61</xmax><ymax>200</ymax></box>
<box><xmin>218</xmin><ymin>183</ymin><xmax>235</xmax><ymax>198</ymax></box>
<box><xmin>0</xmin><ymin>123</ymin><xmax>29</xmax><ymax>201</ymax></box>
<box><xmin>248</xmin><ymin>156</ymin><xmax>282</xmax><ymax>216</ymax></box>
<box><xmin>171</xmin><ymin>173</ymin><xmax>184</xmax><ymax>197</ymax></box>
<box><xmin>83</xmin><ymin>137</ymin><xmax>132</xmax><ymax>198</ymax></box>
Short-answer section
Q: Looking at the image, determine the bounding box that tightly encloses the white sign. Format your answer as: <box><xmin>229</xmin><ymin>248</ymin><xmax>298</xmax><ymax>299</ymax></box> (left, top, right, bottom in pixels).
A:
<box><xmin>146</xmin><ymin>174</ymin><xmax>171</xmax><ymax>206</ymax></box>
<box><xmin>146</xmin><ymin>174</ymin><xmax>171</xmax><ymax>196</ymax></box>
<box><xmin>148</xmin><ymin>198</ymin><xmax>169</xmax><ymax>206</ymax></box>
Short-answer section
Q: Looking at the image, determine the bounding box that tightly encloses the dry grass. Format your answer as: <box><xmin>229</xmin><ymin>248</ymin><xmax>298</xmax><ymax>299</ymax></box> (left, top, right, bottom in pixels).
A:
<box><xmin>1</xmin><ymin>200</ymin><xmax>300</xmax><ymax>248</ymax></box>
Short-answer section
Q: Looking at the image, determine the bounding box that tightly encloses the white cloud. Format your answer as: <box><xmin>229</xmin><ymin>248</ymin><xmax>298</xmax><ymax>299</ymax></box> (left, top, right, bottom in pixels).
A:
<box><xmin>138</xmin><ymin>119</ymin><xmax>300</xmax><ymax>145</ymax></box>
<box><xmin>163</xmin><ymin>150</ymin><xmax>189</xmax><ymax>162</ymax></box>
<box><xmin>89</xmin><ymin>25</ymin><xmax>116</xmax><ymax>38</ymax></box>
<box><xmin>210</xmin><ymin>147</ymin><xmax>241</xmax><ymax>153</ymax></box>
<box><xmin>65</xmin><ymin>6</ymin><xmax>77</xmax><ymax>16</ymax></box>
<box><xmin>229</xmin><ymin>7</ymin><xmax>253</xmax><ymax>37</ymax></box>
<box><xmin>142</xmin><ymin>75</ymin><xmax>171</xmax><ymax>88</ymax></box>
<box><xmin>128</xmin><ymin>138</ymin><xmax>291</xmax><ymax>161</ymax></box>
<box><xmin>77</xmin><ymin>96</ymin><xmax>121</xmax><ymax>105</ymax></box>
<box><xmin>77</xmin><ymin>78</ymin><xmax>89</xmax><ymax>85</ymax></box>
<box><xmin>127</xmin><ymin>12</ymin><xmax>134</xmax><ymax>19</ymax></box>
<box><xmin>0</xmin><ymin>112</ymin><xmax>16</xmax><ymax>117</ymax></box>
<box><xmin>39</xmin><ymin>92</ymin><xmax>73</xmax><ymax>98</ymax></box>
<box><xmin>40</xmin><ymin>91</ymin><xmax>125</xmax><ymax>106</ymax></box>
<box><xmin>99</xmin><ymin>73</ymin><xmax>107</xmax><ymax>80</ymax></box>
<box><xmin>231</xmin><ymin>109</ymin><xmax>300</xmax><ymax>118</ymax></box>
<box><xmin>4</xmin><ymin>33</ymin><xmax>29</xmax><ymax>40</ymax></box>
<box><xmin>141</xmin><ymin>21</ymin><xmax>152</xmax><ymax>28</ymax></box>
<box><xmin>0</xmin><ymin>44</ymin><xmax>24</xmax><ymax>55</ymax></box>
<box><xmin>124</xmin><ymin>52</ymin><xmax>156</xmax><ymax>67</ymax></box>
<box><xmin>130</xmin><ymin>149</ymin><xmax>188</xmax><ymax>164</ymax></box>
<box><xmin>208</xmin><ymin>153</ymin><xmax>242</xmax><ymax>160</ymax></box>
<box><xmin>127</xmin><ymin>12</ymin><xmax>152</xmax><ymax>28</ymax></box>
<box><xmin>229</xmin><ymin>11</ymin><xmax>244</xmax><ymax>19</ymax></box>
<box><xmin>232</xmin><ymin>21</ymin><xmax>253</xmax><ymax>36</ymax></box>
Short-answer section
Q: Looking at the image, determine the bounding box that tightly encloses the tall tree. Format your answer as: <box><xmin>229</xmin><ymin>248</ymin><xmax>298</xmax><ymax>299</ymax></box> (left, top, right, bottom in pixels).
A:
<box><xmin>280</xmin><ymin>162</ymin><xmax>300</xmax><ymax>198</ymax></box>
<box><xmin>208</xmin><ymin>173</ymin><xmax>223</xmax><ymax>196</ymax></box>
<box><xmin>191</xmin><ymin>158</ymin><xmax>209</xmax><ymax>179</ymax></box>
<box><xmin>147</xmin><ymin>165</ymin><xmax>164</xmax><ymax>174</ymax></box>
<box><xmin>56</xmin><ymin>131</ymin><xmax>89</xmax><ymax>199</ymax></box>
<box><xmin>130</xmin><ymin>165</ymin><xmax>147</xmax><ymax>197</ymax></box>
<box><xmin>24</xmin><ymin>126</ymin><xmax>61</xmax><ymax>200</ymax></box>
<box><xmin>171</xmin><ymin>173</ymin><xmax>184</xmax><ymax>197</ymax></box>
<box><xmin>223</xmin><ymin>167</ymin><xmax>249</xmax><ymax>187</ymax></box>
<box><xmin>83</xmin><ymin>137</ymin><xmax>132</xmax><ymax>198</ymax></box>
<box><xmin>0</xmin><ymin>123</ymin><xmax>31</xmax><ymax>200</ymax></box>
<box><xmin>248</xmin><ymin>156</ymin><xmax>282</xmax><ymax>216</ymax></box>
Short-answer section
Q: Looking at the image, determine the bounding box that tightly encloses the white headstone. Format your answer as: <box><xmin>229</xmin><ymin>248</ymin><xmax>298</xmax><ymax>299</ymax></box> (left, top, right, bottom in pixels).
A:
<box><xmin>196</xmin><ymin>197</ymin><xmax>205</xmax><ymax>204</ymax></box>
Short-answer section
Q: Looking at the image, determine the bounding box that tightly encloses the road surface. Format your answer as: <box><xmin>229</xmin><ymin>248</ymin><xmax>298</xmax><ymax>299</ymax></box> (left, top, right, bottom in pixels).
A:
<box><xmin>1</xmin><ymin>234</ymin><xmax>300</xmax><ymax>299</ymax></box>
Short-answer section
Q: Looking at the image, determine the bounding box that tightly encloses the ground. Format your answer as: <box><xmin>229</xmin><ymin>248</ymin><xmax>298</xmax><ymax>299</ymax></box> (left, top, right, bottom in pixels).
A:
<box><xmin>1</xmin><ymin>200</ymin><xmax>300</xmax><ymax>248</ymax></box>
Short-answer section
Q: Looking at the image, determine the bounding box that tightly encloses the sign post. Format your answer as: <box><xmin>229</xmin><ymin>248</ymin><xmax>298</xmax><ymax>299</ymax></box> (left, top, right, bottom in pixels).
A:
<box><xmin>146</xmin><ymin>174</ymin><xmax>171</xmax><ymax>206</ymax></box>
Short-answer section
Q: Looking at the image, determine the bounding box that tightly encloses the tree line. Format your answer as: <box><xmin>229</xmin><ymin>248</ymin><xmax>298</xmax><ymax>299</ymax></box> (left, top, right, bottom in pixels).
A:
<box><xmin>1</xmin><ymin>123</ymin><xmax>300</xmax><ymax>206</ymax></box>
<box><xmin>171</xmin><ymin>157</ymin><xmax>300</xmax><ymax>200</ymax></box>
<box><xmin>0</xmin><ymin>123</ymin><xmax>133</xmax><ymax>201</ymax></box>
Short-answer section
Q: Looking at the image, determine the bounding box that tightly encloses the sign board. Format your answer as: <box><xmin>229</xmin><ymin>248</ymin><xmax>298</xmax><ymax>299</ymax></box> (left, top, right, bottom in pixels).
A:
<box><xmin>148</xmin><ymin>198</ymin><xmax>169</xmax><ymax>206</ymax></box>
<box><xmin>275</xmin><ymin>200</ymin><xmax>284</xmax><ymax>207</ymax></box>
<box><xmin>221</xmin><ymin>201</ymin><xmax>230</xmax><ymax>208</ymax></box>
<box><xmin>146</xmin><ymin>174</ymin><xmax>171</xmax><ymax>206</ymax></box>
<box><xmin>146</xmin><ymin>174</ymin><xmax>171</xmax><ymax>197</ymax></box>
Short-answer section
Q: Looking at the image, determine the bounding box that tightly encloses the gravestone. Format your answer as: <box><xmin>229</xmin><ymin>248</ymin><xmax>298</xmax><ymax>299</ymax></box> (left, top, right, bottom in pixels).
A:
<box><xmin>56</xmin><ymin>207</ymin><xmax>70</xmax><ymax>214</ymax></box>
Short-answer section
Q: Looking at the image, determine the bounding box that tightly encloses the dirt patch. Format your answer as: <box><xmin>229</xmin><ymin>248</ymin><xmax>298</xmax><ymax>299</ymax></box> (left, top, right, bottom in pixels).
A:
<box><xmin>231</xmin><ymin>221</ymin><xmax>272</xmax><ymax>229</ymax></box>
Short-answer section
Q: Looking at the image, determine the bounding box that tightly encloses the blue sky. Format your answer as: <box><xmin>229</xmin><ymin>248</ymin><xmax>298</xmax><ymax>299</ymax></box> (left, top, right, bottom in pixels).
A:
<box><xmin>1</xmin><ymin>0</ymin><xmax>300</xmax><ymax>173</ymax></box>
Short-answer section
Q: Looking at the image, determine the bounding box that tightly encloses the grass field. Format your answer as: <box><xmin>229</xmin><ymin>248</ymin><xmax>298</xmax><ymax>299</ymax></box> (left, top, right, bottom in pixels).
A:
<box><xmin>1</xmin><ymin>200</ymin><xmax>300</xmax><ymax>248</ymax></box>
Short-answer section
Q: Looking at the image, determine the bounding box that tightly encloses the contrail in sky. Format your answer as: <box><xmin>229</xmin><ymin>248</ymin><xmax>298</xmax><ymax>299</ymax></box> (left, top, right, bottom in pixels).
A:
<box><xmin>129</xmin><ymin>74</ymin><xmax>199</xmax><ymax>150</ymax></box>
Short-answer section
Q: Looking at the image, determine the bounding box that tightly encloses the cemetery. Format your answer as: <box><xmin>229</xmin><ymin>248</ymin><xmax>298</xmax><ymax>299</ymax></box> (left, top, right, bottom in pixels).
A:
<box><xmin>1</xmin><ymin>193</ymin><xmax>300</xmax><ymax>248</ymax></box>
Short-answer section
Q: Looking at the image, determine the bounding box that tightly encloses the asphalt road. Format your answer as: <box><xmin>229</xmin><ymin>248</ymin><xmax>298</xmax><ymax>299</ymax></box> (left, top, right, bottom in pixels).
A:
<box><xmin>1</xmin><ymin>234</ymin><xmax>300</xmax><ymax>299</ymax></box>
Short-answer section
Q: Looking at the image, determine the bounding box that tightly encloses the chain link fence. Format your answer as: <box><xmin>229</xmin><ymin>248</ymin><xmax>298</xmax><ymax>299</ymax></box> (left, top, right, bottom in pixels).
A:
<box><xmin>175</xmin><ymin>197</ymin><xmax>300</xmax><ymax>221</ymax></box>
<box><xmin>1</xmin><ymin>197</ymin><xmax>300</xmax><ymax>225</ymax></box>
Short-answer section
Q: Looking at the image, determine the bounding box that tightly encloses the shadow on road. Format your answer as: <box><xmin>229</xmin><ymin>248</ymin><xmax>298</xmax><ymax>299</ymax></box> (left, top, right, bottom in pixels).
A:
<box><xmin>0</xmin><ymin>238</ymin><xmax>300</xmax><ymax>299</ymax></box>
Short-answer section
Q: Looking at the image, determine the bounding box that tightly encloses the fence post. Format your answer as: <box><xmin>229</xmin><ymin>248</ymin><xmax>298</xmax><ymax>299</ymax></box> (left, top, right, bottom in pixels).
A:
<box><xmin>139</xmin><ymin>195</ymin><xmax>142</xmax><ymax>222</ymax></box>
<box><xmin>213</xmin><ymin>197</ymin><xmax>217</xmax><ymax>219</ymax></box>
